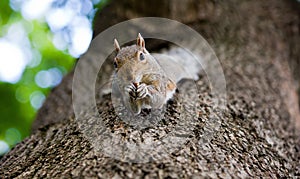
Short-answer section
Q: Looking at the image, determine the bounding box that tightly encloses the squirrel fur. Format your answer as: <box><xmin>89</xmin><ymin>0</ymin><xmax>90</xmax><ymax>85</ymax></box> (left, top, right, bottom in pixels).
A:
<box><xmin>112</xmin><ymin>33</ymin><xmax>201</xmax><ymax>115</ymax></box>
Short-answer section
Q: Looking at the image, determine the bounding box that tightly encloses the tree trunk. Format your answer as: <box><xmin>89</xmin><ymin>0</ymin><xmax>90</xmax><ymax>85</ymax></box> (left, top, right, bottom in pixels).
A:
<box><xmin>1</xmin><ymin>0</ymin><xmax>299</xmax><ymax>178</ymax></box>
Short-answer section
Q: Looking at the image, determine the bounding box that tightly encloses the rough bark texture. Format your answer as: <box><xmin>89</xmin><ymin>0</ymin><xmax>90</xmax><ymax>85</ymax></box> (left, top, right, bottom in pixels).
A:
<box><xmin>1</xmin><ymin>0</ymin><xmax>299</xmax><ymax>178</ymax></box>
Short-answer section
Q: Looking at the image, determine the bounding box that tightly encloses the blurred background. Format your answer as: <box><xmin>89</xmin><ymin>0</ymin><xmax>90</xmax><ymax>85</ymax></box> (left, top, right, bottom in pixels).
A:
<box><xmin>0</xmin><ymin>0</ymin><xmax>108</xmax><ymax>156</ymax></box>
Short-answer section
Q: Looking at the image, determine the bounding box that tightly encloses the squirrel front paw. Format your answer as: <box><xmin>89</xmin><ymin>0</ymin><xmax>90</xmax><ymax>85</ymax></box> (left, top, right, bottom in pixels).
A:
<box><xmin>136</xmin><ymin>83</ymin><xmax>150</xmax><ymax>99</ymax></box>
<box><xmin>125</xmin><ymin>83</ymin><xmax>151</xmax><ymax>100</ymax></box>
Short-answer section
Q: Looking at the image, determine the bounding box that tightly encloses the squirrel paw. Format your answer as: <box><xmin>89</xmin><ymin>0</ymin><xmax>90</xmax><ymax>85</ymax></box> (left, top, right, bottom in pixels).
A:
<box><xmin>125</xmin><ymin>83</ymin><xmax>150</xmax><ymax>100</ymax></box>
<box><xmin>136</xmin><ymin>83</ymin><xmax>150</xmax><ymax>99</ymax></box>
<box><xmin>125</xmin><ymin>83</ymin><xmax>136</xmax><ymax>99</ymax></box>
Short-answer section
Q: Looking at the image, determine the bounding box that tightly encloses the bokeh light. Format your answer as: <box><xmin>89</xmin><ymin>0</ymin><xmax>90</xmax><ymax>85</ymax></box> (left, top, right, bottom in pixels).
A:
<box><xmin>0</xmin><ymin>140</ymin><xmax>10</xmax><ymax>156</ymax></box>
<box><xmin>21</xmin><ymin>0</ymin><xmax>54</xmax><ymax>20</ymax></box>
<box><xmin>0</xmin><ymin>40</ymin><xmax>27</xmax><ymax>83</ymax></box>
<box><xmin>0</xmin><ymin>0</ymin><xmax>108</xmax><ymax>156</ymax></box>
<box><xmin>35</xmin><ymin>68</ymin><xmax>63</xmax><ymax>88</ymax></box>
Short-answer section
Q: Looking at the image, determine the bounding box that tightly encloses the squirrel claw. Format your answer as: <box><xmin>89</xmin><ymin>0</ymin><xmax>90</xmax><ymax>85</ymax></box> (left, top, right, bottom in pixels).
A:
<box><xmin>125</xmin><ymin>84</ymin><xmax>136</xmax><ymax>92</ymax></box>
<box><xmin>136</xmin><ymin>83</ymin><xmax>146</xmax><ymax>92</ymax></box>
<box><xmin>136</xmin><ymin>83</ymin><xmax>149</xmax><ymax>99</ymax></box>
<box><xmin>125</xmin><ymin>83</ymin><xmax>137</xmax><ymax>99</ymax></box>
<box><xmin>125</xmin><ymin>83</ymin><xmax>150</xmax><ymax>100</ymax></box>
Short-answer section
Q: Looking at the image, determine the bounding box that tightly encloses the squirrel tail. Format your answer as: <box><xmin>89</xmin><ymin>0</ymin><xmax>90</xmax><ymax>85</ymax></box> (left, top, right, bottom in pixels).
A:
<box><xmin>154</xmin><ymin>47</ymin><xmax>202</xmax><ymax>83</ymax></box>
<box><xmin>167</xmin><ymin>47</ymin><xmax>202</xmax><ymax>81</ymax></box>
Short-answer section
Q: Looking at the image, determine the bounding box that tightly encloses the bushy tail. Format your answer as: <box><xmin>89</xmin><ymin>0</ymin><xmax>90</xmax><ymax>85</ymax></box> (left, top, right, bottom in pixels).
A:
<box><xmin>153</xmin><ymin>46</ymin><xmax>203</xmax><ymax>83</ymax></box>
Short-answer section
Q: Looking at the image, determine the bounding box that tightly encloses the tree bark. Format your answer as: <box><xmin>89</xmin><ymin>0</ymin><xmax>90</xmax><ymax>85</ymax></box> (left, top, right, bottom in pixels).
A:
<box><xmin>1</xmin><ymin>0</ymin><xmax>299</xmax><ymax>178</ymax></box>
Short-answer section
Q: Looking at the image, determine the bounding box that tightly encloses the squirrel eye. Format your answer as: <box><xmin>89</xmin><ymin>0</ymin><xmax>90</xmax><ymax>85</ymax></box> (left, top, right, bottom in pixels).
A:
<box><xmin>139</xmin><ymin>52</ymin><xmax>145</xmax><ymax>61</ymax></box>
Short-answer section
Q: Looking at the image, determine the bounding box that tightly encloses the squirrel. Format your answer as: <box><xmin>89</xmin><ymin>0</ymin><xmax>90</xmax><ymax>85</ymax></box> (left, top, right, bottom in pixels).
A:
<box><xmin>112</xmin><ymin>33</ymin><xmax>201</xmax><ymax>115</ymax></box>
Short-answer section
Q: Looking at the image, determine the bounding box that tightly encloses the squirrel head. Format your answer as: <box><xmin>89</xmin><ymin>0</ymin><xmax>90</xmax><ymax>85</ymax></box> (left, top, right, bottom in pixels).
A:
<box><xmin>113</xmin><ymin>33</ymin><xmax>153</xmax><ymax>83</ymax></box>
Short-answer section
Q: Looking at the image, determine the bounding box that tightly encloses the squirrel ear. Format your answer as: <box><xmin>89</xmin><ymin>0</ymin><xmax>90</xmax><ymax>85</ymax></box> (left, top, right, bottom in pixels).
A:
<box><xmin>114</xmin><ymin>39</ymin><xmax>120</xmax><ymax>52</ymax></box>
<box><xmin>137</xmin><ymin>33</ymin><xmax>145</xmax><ymax>48</ymax></box>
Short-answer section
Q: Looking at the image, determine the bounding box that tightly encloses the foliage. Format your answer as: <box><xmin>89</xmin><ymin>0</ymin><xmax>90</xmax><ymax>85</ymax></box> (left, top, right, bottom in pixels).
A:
<box><xmin>0</xmin><ymin>0</ymin><xmax>109</xmax><ymax>155</ymax></box>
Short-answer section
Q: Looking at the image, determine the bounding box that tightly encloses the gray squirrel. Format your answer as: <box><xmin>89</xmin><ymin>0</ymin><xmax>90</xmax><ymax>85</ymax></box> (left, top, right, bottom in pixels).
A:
<box><xmin>112</xmin><ymin>33</ymin><xmax>201</xmax><ymax>114</ymax></box>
